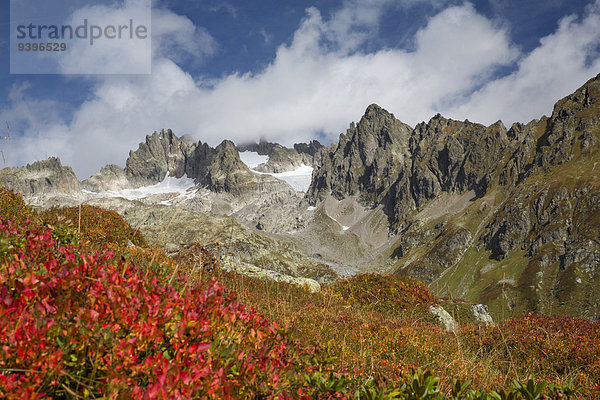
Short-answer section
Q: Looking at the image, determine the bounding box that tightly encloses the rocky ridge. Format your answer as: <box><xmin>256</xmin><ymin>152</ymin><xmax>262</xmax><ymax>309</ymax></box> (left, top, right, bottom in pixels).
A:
<box><xmin>300</xmin><ymin>74</ymin><xmax>600</xmax><ymax>319</ymax></box>
<box><xmin>307</xmin><ymin>105</ymin><xmax>511</xmax><ymax>229</ymax></box>
<box><xmin>0</xmin><ymin>157</ymin><xmax>82</xmax><ymax>207</ymax></box>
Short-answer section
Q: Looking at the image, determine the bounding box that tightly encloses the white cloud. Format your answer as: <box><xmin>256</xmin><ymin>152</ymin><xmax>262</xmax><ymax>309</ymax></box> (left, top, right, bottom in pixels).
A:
<box><xmin>258</xmin><ymin>28</ymin><xmax>273</xmax><ymax>45</ymax></box>
<box><xmin>450</xmin><ymin>0</ymin><xmax>600</xmax><ymax>124</ymax></box>
<box><xmin>320</xmin><ymin>0</ymin><xmax>393</xmax><ymax>54</ymax></box>
<box><xmin>151</xmin><ymin>8</ymin><xmax>216</xmax><ymax>64</ymax></box>
<box><xmin>58</xmin><ymin>0</ymin><xmax>152</xmax><ymax>74</ymax></box>
<box><xmin>188</xmin><ymin>2</ymin><xmax>517</xmax><ymax>143</ymax></box>
<box><xmin>2</xmin><ymin>0</ymin><xmax>600</xmax><ymax>179</ymax></box>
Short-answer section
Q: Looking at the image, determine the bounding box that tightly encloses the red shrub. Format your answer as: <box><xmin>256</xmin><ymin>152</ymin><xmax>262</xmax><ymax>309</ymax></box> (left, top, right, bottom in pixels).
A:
<box><xmin>0</xmin><ymin>221</ymin><xmax>321</xmax><ymax>399</ymax></box>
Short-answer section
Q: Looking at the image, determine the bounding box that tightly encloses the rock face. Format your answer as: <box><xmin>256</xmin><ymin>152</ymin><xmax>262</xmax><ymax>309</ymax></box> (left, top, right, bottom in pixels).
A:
<box><xmin>0</xmin><ymin>157</ymin><xmax>80</xmax><ymax>197</ymax></box>
<box><xmin>82</xmin><ymin>164</ymin><xmax>130</xmax><ymax>192</ymax></box>
<box><xmin>124</xmin><ymin>129</ymin><xmax>260</xmax><ymax>196</ymax></box>
<box><xmin>85</xmin><ymin>197</ymin><xmax>339</xmax><ymax>283</ymax></box>
<box><xmin>351</xmin><ymin>73</ymin><xmax>600</xmax><ymax>321</ymax></box>
<box><xmin>429</xmin><ymin>305</ymin><xmax>458</xmax><ymax>332</ymax></box>
<box><xmin>471</xmin><ymin>304</ymin><xmax>494</xmax><ymax>326</ymax></box>
<box><xmin>125</xmin><ymin>129</ymin><xmax>196</xmax><ymax>186</ymax></box>
<box><xmin>410</xmin><ymin>117</ymin><xmax>509</xmax><ymax>203</ymax></box>
<box><xmin>294</xmin><ymin>140</ymin><xmax>323</xmax><ymax>157</ymax></box>
<box><xmin>307</xmin><ymin>104</ymin><xmax>511</xmax><ymax>229</ymax></box>
<box><xmin>307</xmin><ymin>104</ymin><xmax>413</xmax><ymax>222</ymax></box>
<box><xmin>202</xmin><ymin>140</ymin><xmax>256</xmax><ymax>195</ymax></box>
<box><xmin>220</xmin><ymin>255</ymin><xmax>321</xmax><ymax>293</ymax></box>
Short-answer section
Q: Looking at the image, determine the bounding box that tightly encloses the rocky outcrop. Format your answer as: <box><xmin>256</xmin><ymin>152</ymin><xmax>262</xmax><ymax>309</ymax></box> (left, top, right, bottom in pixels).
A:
<box><xmin>220</xmin><ymin>255</ymin><xmax>321</xmax><ymax>293</ymax></box>
<box><xmin>471</xmin><ymin>304</ymin><xmax>494</xmax><ymax>326</ymax></box>
<box><xmin>382</xmin><ymin>74</ymin><xmax>600</xmax><ymax>320</ymax></box>
<box><xmin>307</xmin><ymin>104</ymin><xmax>413</xmax><ymax>223</ymax></box>
<box><xmin>125</xmin><ymin>130</ymin><xmax>264</xmax><ymax>196</ymax></box>
<box><xmin>82</xmin><ymin>164</ymin><xmax>130</xmax><ymax>192</ymax></box>
<box><xmin>429</xmin><ymin>305</ymin><xmax>458</xmax><ymax>332</ymax></box>
<box><xmin>85</xmin><ymin>197</ymin><xmax>339</xmax><ymax>283</ymax></box>
<box><xmin>294</xmin><ymin>140</ymin><xmax>323</xmax><ymax>157</ymax></box>
<box><xmin>0</xmin><ymin>157</ymin><xmax>80</xmax><ymax>197</ymax></box>
<box><xmin>533</xmin><ymin>77</ymin><xmax>600</xmax><ymax>169</ymax></box>
<box><xmin>125</xmin><ymin>129</ymin><xmax>196</xmax><ymax>186</ymax></box>
<box><xmin>410</xmin><ymin>117</ymin><xmax>509</xmax><ymax>202</ymax></box>
<box><xmin>201</xmin><ymin>140</ymin><xmax>256</xmax><ymax>195</ymax></box>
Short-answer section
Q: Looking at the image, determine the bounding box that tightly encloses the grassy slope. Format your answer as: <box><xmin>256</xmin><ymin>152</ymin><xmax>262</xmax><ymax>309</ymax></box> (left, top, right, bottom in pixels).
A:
<box><xmin>389</xmin><ymin>134</ymin><xmax>600</xmax><ymax>322</ymax></box>
<box><xmin>1</xmin><ymin>187</ymin><xmax>598</xmax><ymax>398</ymax></box>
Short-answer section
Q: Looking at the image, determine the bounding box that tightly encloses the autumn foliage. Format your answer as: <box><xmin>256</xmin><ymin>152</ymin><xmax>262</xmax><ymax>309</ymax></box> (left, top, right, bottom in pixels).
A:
<box><xmin>40</xmin><ymin>204</ymin><xmax>147</xmax><ymax>249</ymax></box>
<box><xmin>0</xmin><ymin>186</ymin><xmax>596</xmax><ymax>399</ymax></box>
<box><xmin>0</xmin><ymin>221</ymin><xmax>325</xmax><ymax>398</ymax></box>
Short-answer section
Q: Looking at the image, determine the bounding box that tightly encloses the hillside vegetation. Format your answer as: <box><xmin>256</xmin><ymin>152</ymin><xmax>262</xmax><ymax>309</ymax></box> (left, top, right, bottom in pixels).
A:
<box><xmin>0</xmin><ymin>187</ymin><xmax>598</xmax><ymax>399</ymax></box>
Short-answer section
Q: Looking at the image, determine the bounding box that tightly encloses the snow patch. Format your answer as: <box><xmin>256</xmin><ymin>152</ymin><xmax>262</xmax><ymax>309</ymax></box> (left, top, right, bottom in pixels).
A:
<box><xmin>307</xmin><ymin>206</ymin><xmax>316</xmax><ymax>211</ymax></box>
<box><xmin>104</xmin><ymin>175</ymin><xmax>197</xmax><ymax>201</ymax></box>
<box><xmin>239</xmin><ymin>151</ymin><xmax>313</xmax><ymax>192</ymax></box>
<box><xmin>270</xmin><ymin>165</ymin><xmax>313</xmax><ymax>192</ymax></box>
<box><xmin>249</xmin><ymin>163</ymin><xmax>314</xmax><ymax>193</ymax></box>
<box><xmin>239</xmin><ymin>151</ymin><xmax>269</xmax><ymax>169</ymax></box>
<box><xmin>342</xmin><ymin>226</ymin><xmax>350</xmax><ymax>231</ymax></box>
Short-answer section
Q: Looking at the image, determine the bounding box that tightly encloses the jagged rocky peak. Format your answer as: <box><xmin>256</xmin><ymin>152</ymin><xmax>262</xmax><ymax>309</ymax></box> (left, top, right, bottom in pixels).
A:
<box><xmin>211</xmin><ymin>140</ymin><xmax>250</xmax><ymax>174</ymax></box>
<box><xmin>386</xmin><ymin>75</ymin><xmax>600</xmax><ymax>319</ymax></box>
<box><xmin>202</xmin><ymin>140</ymin><xmax>255</xmax><ymax>195</ymax></box>
<box><xmin>307</xmin><ymin>103</ymin><xmax>413</xmax><ymax>208</ymax></box>
<box><xmin>0</xmin><ymin>157</ymin><xmax>80</xmax><ymax>196</ymax></box>
<box><xmin>410</xmin><ymin>114</ymin><xmax>510</xmax><ymax>200</ymax></box>
<box><xmin>125</xmin><ymin>128</ymin><xmax>197</xmax><ymax>186</ymax></box>
<box><xmin>293</xmin><ymin>140</ymin><xmax>323</xmax><ymax>156</ymax></box>
<box><xmin>124</xmin><ymin>131</ymin><xmax>263</xmax><ymax>195</ymax></box>
<box><xmin>499</xmin><ymin>74</ymin><xmax>600</xmax><ymax>187</ymax></box>
<box><xmin>534</xmin><ymin>72</ymin><xmax>600</xmax><ymax>167</ymax></box>
<box><xmin>352</xmin><ymin>104</ymin><xmax>412</xmax><ymax>158</ymax></box>
<box><xmin>308</xmin><ymin>103</ymin><xmax>518</xmax><ymax>228</ymax></box>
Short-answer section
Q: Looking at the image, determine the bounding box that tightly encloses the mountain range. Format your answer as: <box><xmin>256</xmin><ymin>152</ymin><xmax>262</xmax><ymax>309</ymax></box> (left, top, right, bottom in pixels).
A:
<box><xmin>1</xmin><ymin>73</ymin><xmax>599</xmax><ymax>321</ymax></box>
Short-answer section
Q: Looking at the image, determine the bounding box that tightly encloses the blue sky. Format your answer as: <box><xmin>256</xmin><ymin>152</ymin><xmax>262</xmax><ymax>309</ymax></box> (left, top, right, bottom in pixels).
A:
<box><xmin>1</xmin><ymin>0</ymin><xmax>599</xmax><ymax>178</ymax></box>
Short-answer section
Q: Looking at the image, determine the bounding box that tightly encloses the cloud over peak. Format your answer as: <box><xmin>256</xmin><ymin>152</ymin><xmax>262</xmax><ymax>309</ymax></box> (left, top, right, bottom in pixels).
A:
<box><xmin>2</xmin><ymin>0</ymin><xmax>600</xmax><ymax>179</ymax></box>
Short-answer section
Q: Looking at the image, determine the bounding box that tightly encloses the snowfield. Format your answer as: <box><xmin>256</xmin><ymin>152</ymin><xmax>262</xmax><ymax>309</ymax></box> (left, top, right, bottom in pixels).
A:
<box><xmin>238</xmin><ymin>151</ymin><xmax>269</xmax><ymax>169</ymax></box>
<box><xmin>238</xmin><ymin>151</ymin><xmax>313</xmax><ymax>192</ymax></box>
<box><xmin>98</xmin><ymin>175</ymin><xmax>198</xmax><ymax>202</ymax></box>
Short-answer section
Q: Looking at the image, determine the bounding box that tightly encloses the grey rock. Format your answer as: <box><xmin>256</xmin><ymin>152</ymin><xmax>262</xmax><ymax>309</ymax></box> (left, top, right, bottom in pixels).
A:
<box><xmin>202</xmin><ymin>140</ymin><xmax>256</xmax><ymax>195</ymax></box>
<box><xmin>424</xmin><ymin>227</ymin><xmax>472</xmax><ymax>269</ymax></box>
<box><xmin>294</xmin><ymin>140</ymin><xmax>323</xmax><ymax>157</ymax></box>
<box><xmin>125</xmin><ymin>130</ymin><xmax>264</xmax><ymax>197</ymax></box>
<box><xmin>0</xmin><ymin>157</ymin><xmax>80</xmax><ymax>197</ymax></box>
<box><xmin>307</xmin><ymin>105</ymin><xmax>510</xmax><ymax>229</ymax></box>
<box><xmin>307</xmin><ymin>104</ymin><xmax>413</xmax><ymax>226</ymax></box>
<box><xmin>125</xmin><ymin>129</ymin><xmax>195</xmax><ymax>186</ymax></box>
<box><xmin>82</xmin><ymin>164</ymin><xmax>130</xmax><ymax>192</ymax></box>
<box><xmin>429</xmin><ymin>304</ymin><xmax>458</xmax><ymax>332</ymax></box>
<box><xmin>220</xmin><ymin>255</ymin><xmax>321</xmax><ymax>293</ymax></box>
<box><xmin>237</xmin><ymin>139</ymin><xmax>312</xmax><ymax>173</ymax></box>
<box><xmin>471</xmin><ymin>304</ymin><xmax>494</xmax><ymax>326</ymax></box>
<box><xmin>484</xmin><ymin>203</ymin><xmax>531</xmax><ymax>259</ymax></box>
